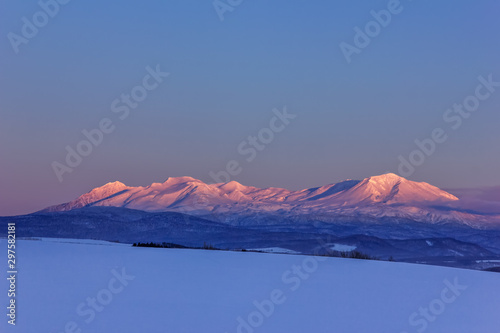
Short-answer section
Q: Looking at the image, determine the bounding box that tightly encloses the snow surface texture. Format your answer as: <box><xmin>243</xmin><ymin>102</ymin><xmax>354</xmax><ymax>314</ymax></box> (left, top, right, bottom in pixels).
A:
<box><xmin>1</xmin><ymin>239</ymin><xmax>499</xmax><ymax>333</ymax></box>
<box><xmin>42</xmin><ymin>173</ymin><xmax>500</xmax><ymax>227</ymax></box>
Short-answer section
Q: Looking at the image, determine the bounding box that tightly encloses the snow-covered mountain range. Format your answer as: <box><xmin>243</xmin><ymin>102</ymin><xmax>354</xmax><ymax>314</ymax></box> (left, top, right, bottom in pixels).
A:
<box><xmin>43</xmin><ymin>173</ymin><xmax>499</xmax><ymax>227</ymax></box>
<box><xmin>4</xmin><ymin>173</ymin><xmax>500</xmax><ymax>270</ymax></box>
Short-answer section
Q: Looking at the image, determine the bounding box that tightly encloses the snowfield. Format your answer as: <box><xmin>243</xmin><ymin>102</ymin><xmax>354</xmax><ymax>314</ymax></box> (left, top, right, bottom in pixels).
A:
<box><xmin>1</xmin><ymin>239</ymin><xmax>499</xmax><ymax>333</ymax></box>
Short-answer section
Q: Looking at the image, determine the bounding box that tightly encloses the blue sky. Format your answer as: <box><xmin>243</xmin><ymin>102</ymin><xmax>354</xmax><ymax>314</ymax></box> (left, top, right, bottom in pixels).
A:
<box><xmin>1</xmin><ymin>0</ymin><xmax>499</xmax><ymax>215</ymax></box>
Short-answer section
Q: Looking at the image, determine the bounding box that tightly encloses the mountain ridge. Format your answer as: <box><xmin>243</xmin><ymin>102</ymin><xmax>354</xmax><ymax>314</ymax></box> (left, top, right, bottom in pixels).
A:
<box><xmin>40</xmin><ymin>173</ymin><xmax>499</xmax><ymax>227</ymax></box>
<box><xmin>45</xmin><ymin>173</ymin><xmax>457</xmax><ymax>210</ymax></box>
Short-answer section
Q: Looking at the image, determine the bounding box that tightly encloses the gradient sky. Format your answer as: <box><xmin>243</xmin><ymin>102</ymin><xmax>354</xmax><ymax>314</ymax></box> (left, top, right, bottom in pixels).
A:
<box><xmin>1</xmin><ymin>0</ymin><xmax>499</xmax><ymax>216</ymax></box>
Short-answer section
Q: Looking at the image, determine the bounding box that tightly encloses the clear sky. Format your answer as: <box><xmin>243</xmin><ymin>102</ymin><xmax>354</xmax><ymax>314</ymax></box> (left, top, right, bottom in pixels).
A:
<box><xmin>1</xmin><ymin>0</ymin><xmax>499</xmax><ymax>216</ymax></box>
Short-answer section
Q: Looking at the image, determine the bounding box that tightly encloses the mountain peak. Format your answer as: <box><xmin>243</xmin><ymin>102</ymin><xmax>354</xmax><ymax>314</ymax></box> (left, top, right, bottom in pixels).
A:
<box><xmin>101</xmin><ymin>181</ymin><xmax>127</xmax><ymax>188</ymax></box>
<box><xmin>219</xmin><ymin>180</ymin><xmax>245</xmax><ymax>192</ymax></box>
<box><xmin>163</xmin><ymin>176</ymin><xmax>203</xmax><ymax>184</ymax></box>
<box><xmin>353</xmin><ymin>173</ymin><xmax>458</xmax><ymax>204</ymax></box>
<box><xmin>82</xmin><ymin>181</ymin><xmax>129</xmax><ymax>201</ymax></box>
<box><xmin>368</xmin><ymin>173</ymin><xmax>405</xmax><ymax>183</ymax></box>
<box><xmin>88</xmin><ymin>181</ymin><xmax>128</xmax><ymax>195</ymax></box>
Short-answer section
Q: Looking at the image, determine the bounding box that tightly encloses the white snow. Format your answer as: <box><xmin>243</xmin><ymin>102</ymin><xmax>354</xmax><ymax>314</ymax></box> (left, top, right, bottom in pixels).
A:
<box><xmin>1</xmin><ymin>238</ymin><xmax>499</xmax><ymax>333</ymax></box>
<box><xmin>330</xmin><ymin>243</ymin><xmax>357</xmax><ymax>252</ymax></box>
<box><xmin>330</xmin><ymin>173</ymin><xmax>459</xmax><ymax>206</ymax></box>
<box><xmin>43</xmin><ymin>173</ymin><xmax>480</xmax><ymax>226</ymax></box>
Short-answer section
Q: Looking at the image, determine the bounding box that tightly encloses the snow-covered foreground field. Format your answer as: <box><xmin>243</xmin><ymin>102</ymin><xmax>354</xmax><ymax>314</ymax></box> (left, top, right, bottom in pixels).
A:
<box><xmin>1</xmin><ymin>239</ymin><xmax>499</xmax><ymax>333</ymax></box>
